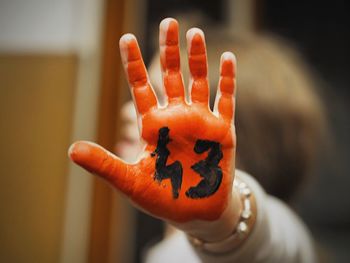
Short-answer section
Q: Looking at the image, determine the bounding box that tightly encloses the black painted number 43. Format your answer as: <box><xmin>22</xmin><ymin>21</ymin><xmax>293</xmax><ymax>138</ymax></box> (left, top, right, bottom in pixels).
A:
<box><xmin>151</xmin><ymin>127</ymin><xmax>223</xmax><ymax>199</ymax></box>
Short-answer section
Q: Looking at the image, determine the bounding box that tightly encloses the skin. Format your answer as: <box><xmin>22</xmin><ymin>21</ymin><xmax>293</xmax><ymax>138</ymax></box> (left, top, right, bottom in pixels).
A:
<box><xmin>69</xmin><ymin>18</ymin><xmax>243</xmax><ymax>241</ymax></box>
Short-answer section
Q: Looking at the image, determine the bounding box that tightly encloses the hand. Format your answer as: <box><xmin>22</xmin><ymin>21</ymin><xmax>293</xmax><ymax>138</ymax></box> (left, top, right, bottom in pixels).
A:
<box><xmin>69</xmin><ymin>18</ymin><xmax>237</xmax><ymax>224</ymax></box>
<box><xmin>115</xmin><ymin>101</ymin><xmax>141</xmax><ymax>163</ymax></box>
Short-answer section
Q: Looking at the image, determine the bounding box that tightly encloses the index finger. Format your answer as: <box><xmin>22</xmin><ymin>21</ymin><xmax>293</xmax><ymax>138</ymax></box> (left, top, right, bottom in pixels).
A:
<box><xmin>119</xmin><ymin>34</ymin><xmax>158</xmax><ymax>115</ymax></box>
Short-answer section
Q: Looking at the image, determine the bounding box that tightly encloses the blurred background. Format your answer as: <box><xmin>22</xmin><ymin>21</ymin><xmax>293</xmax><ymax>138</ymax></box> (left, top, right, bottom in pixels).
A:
<box><xmin>0</xmin><ymin>0</ymin><xmax>349</xmax><ymax>262</ymax></box>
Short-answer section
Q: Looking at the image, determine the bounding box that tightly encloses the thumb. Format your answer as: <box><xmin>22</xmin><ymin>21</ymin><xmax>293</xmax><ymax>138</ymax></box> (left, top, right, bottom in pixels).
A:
<box><xmin>68</xmin><ymin>141</ymin><xmax>134</xmax><ymax>196</ymax></box>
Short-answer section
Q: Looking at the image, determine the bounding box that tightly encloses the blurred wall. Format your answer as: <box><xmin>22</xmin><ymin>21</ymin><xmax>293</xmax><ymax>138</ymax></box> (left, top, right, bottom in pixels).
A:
<box><xmin>0</xmin><ymin>0</ymin><xmax>105</xmax><ymax>262</ymax></box>
<box><xmin>0</xmin><ymin>53</ymin><xmax>76</xmax><ymax>263</ymax></box>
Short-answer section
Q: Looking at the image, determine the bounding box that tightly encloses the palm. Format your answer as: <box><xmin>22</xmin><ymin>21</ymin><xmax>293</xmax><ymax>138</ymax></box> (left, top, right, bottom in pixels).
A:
<box><xmin>69</xmin><ymin>18</ymin><xmax>237</xmax><ymax>223</ymax></box>
<box><xmin>134</xmin><ymin>101</ymin><xmax>235</xmax><ymax>222</ymax></box>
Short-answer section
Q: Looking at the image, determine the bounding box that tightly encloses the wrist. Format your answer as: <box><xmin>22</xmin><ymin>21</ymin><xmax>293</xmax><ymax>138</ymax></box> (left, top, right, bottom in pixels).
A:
<box><xmin>169</xmin><ymin>171</ymin><xmax>243</xmax><ymax>242</ymax></box>
<box><xmin>186</xmin><ymin>175</ymin><xmax>257</xmax><ymax>254</ymax></box>
<box><xmin>171</xmin><ymin>191</ymin><xmax>241</xmax><ymax>242</ymax></box>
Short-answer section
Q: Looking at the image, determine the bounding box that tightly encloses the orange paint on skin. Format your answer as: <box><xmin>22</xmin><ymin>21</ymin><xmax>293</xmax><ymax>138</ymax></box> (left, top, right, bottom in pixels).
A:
<box><xmin>189</xmin><ymin>53</ymin><xmax>207</xmax><ymax>77</ymax></box>
<box><xmin>130</xmin><ymin>109</ymin><xmax>234</xmax><ymax>222</ymax></box>
<box><xmin>133</xmin><ymin>84</ymin><xmax>157</xmax><ymax>114</ymax></box>
<box><xmin>124</xmin><ymin>37</ymin><xmax>157</xmax><ymax>114</ymax></box>
<box><xmin>69</xmin><ymin>18</ymin><xmax>238</xmax><ymax>223</ymax></box>
<box><xmin>127</xmin><ymin>100</ymin><xmax>235</xmax><ymax>222</ymax></box>
<box><xmin>220</xmin><ymin>77</ymin><xmax>234</xmax><ymax>94</ymax></box>
<box><xmin>188</xmin><ymin>32</ymin><xmax>209</xmax><ymax>104</ymax></box>
<box><xmin>69</xmin><ymin>141</ymin><xmax>134</xmax><ymax>196</ymax></box>
<box><xmin>189</xmin><ymin>34</ymin><xmax>208</xmax><ymax>77</ymax></box>
<box><xmin>163</xmin><ymin>46</ymin><xmax>180</xmax><ymax>71</ymax></box>
<box><xmin>163</xmin><ymin>73</ymin><xmax>184</xmax><ymax>99</ymax></box>
<box><xmin>160</xmin><ymin>19</ymin><xmax>185</xmax><ymax>100</ymax></box>
<box><xmin>220</xmin><ymin>60</ymin><xmax>235</xmax><ymax>95</ymax></box>
<box><xmin>221</xmin><ymin>59</ymin><xmax>235</xmax><ymax>78</ymax></box>
<box><xmin>217</xmin><ymin>55</ymin><xmax>236</xmax><ymax>121</ymax></box>
<box><xmin>191</xmin><ymin>78</ymin><xmax>209</xmax><ymax>103</ymax></box>
<box><xmin>163</xmin><ymin>21</ymin><xmax>180</xmax><ymax>71</ymax></box>
<box><xmin>127</xmin><ymin>60</ymin><xmax>147</xmax><ymax>86</ymax></box>
<box><xmin>218</xmin><ymin>95</ymin><xmax>234</xmax><ymax>121</ymax></box>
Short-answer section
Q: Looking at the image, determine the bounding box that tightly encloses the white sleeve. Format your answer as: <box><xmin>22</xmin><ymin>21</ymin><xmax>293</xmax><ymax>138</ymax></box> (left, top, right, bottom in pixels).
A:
<box><xmin>144</xmin><ymin>170</ymin><xmax>317</xmax><ymax>263</ymax></box>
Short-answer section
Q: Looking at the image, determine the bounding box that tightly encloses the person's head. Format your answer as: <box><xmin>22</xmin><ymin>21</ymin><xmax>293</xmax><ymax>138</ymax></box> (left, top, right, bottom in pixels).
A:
<box><xmin>148</xmin><ymin>31</ymin><xmax>327</xmax><ymax>202</ymax></box>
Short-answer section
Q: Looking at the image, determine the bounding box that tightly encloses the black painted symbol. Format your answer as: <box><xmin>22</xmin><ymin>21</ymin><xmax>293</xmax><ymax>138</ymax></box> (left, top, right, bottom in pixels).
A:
<box><xmin>151</xmin><ymin>127</ymin><xmax>183</xmax><ymax>199</ymax></box>
<box><xmin>186</xmin><ymin>140</ymin><xmax>223</xmax><ymax>199</ymax></box>
<box><xmin>151</xmin><ymin>127</ymin><xmax>223</xmax><ymax>199</ymax></box>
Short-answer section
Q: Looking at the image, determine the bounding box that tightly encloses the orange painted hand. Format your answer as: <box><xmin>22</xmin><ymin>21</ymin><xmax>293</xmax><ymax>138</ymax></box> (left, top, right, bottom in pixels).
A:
<box><xmin>69</xmin><ymin>18</ymin><xmax>237</xmax><ymax>223</ymax></box>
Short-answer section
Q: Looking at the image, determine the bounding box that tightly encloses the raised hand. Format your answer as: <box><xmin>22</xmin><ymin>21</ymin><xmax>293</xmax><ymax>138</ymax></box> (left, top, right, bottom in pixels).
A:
<box><xmin>69</xmin><ymin>18</ymin><xmax>237</xmax><ymax>223</ymax></box>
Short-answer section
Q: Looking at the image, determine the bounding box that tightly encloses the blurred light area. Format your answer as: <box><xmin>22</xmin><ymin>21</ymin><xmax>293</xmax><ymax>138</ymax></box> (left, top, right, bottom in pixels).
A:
<box><xmin>0</xmin><ymin>0</ymin><xmax>102</xmax><ymax>54</ymax></box>
<box><xmin>0</xmin><ymin>0</ymin><xmax>105</xmax><ymax>262</ymax></box>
